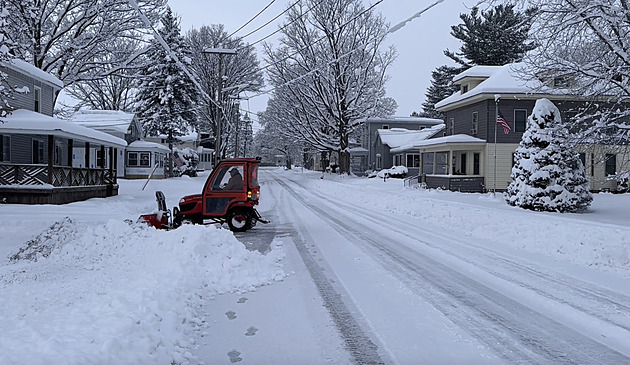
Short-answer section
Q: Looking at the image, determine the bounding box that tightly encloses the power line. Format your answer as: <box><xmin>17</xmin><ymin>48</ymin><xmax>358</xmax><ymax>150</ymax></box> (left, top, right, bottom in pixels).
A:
<box><xmin>227</xmin><ymin>0</ymin><xmax>277</xmax><ymax>39</ymax></box>
<box><xmin>236</xmin><ymin>0</ymin><xmax>302</xmax><ymax>41</ymax></box>
<box><xmin>237</xmin><ymin>0</ymin><xmax>327</xmax><ymax>52</ymax></box>
<box><xmin>248</xmin><ymin>0</ymin><xmax>445</xmax><ymax>100</ymax></box>
<box><xmin>235</xmin><ymin>0</ymin><xmax>383</xmax><ymax>82</ymax></box>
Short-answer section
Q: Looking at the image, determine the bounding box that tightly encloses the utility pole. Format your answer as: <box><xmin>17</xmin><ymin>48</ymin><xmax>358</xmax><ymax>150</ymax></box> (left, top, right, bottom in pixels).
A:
<box><xmin>202</xmin><ymin>47</ymin><xmax>236</xmax><ymax>167</ymax></box>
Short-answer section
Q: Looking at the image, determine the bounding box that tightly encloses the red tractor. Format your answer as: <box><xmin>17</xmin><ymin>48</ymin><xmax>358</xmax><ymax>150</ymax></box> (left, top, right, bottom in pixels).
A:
<box><xmin>139</xmin><ymin>157</ymin><xmax>268</xmax><ymax>232</ymax></box>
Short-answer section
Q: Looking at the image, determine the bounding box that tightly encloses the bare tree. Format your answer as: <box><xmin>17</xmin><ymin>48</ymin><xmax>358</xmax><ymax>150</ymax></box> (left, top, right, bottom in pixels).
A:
<box><xmin>185</xmin><ymin>25</ymin><xmax>263</xmax><ymax>160</ymax></box>
<box><xmin>2</xmin><ymin>0</ymin><xmax>165</xmax><ymax>97</ymax></box>
<box><xmin>263</xmin><ymin>0</ymin><xmax>396</xmax><ymax>174</ymax></box>
<box><xmin>62</xmin><ymin>37</ymin><xmax>147</xmax><ymax>112</ymax></box>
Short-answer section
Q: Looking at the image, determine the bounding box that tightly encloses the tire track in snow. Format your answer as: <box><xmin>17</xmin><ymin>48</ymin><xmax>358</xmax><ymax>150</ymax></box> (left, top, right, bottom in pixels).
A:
<box><xmin>268</xmin><ymin>173</ymin><xmax>387</xmax><ymax>365</ymax></box>
<box><xmin>272</xmin><ymin>172</ymin><xmax>630</xmax><ymax>364</ymax></box>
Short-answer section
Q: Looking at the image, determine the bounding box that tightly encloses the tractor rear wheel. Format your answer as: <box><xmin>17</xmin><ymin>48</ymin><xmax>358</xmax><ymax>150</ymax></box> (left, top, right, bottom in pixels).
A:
<box><xmin>227</xmin><ymin>209</ymin><xmax>252</xmax><ymax>232</ymax></box>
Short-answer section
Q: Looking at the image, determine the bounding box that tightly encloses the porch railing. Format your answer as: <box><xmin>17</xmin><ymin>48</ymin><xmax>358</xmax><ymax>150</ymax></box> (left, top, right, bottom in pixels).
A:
<box><xmin>0</xmin><ymin>163</ymin><xmax>116</xmax><ymax>187</ymax></box>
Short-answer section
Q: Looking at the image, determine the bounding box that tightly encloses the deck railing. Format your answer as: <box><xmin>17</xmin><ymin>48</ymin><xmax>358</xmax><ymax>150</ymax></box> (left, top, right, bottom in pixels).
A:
<box><xmin>0</xmin><ymin>163</ymin><xmax>116</xmax><ymax>187</ymax></box>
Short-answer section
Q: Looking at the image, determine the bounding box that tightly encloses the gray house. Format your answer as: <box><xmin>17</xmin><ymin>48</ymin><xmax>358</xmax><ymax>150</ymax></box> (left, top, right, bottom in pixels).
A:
<box><xmin>372</xmin><ymin>124</ymin><xmax>446</xmax><ymax>176</ymax></box>
<box><xmin>428</xmin><ymin>63</ymin><xmax>629</xmax><ymax>193</ymax></box>
<box><xmin>353</xmin><ymin>116</ymin><xmax>444</xmax><ymax>173</ymax></box>
<box><xmin>0</xmin><ymin>59</ymin><xmax>127</xmax><ymax>204</ymax></box>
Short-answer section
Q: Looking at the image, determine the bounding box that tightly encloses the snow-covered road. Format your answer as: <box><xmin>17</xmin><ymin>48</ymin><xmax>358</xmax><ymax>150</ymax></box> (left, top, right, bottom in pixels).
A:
<box><xmin>2</xmin><ymin>167</ymin><xmax>629</xmax><ymax>364</ymax></box>
<box><xmin>239</xmin><ymin>168</ymin><xmax>630</xmax><ymax>364</ymax></box>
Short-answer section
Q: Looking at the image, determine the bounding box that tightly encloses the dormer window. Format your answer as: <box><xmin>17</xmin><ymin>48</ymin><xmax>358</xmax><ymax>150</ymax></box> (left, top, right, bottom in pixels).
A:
<box><xmin>461</xmin><ymin>84</ymin><xmax>469</xmax><ymax>94</ymax></box>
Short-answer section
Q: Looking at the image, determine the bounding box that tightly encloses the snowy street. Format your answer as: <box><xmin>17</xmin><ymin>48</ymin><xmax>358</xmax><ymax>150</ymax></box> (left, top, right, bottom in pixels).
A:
<box><xmin>238</xmin><ymin>168</ymin><xmax>630</xmax><ymax>364</ymax></box>
<box><xmin>1</xmin><ymin>167</ymin><xmax>630</xmax><ymax>364</ymax></box>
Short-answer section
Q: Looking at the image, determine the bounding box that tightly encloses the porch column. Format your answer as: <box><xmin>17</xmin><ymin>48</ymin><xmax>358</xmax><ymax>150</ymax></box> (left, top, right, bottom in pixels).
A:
<box><xmin>47</xmin><ymin>135</ymin><xmax>54</xmax><ymax>184</ymax></box>
<box><xmin>85</xmin><ymin>142</ymin><xmax>90</xmax><ymax>168</ymax></box>
<box><xmin>109</xmin><ymin>147</ymin><xmax>115</xmax><ymax>179</ymax></box>
<box><xmin>68</xmin><ymin>139</ymin><xmax>74</xmax><ymax>186</ymax></box>
<box><xmin>432</xmin><ymin>152</ymin><xmax>437</xmax><ymax>174</ymax></box>
<box><xmin>67</xmin><ymin>139</ymin><xmax>73</xmax><ymax>166</ymax></box>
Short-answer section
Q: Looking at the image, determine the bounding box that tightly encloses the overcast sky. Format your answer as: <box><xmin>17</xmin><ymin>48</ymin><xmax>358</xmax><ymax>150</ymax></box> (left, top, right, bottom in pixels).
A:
<box><xmin>168</xmin><ymin>0</ymin><xmax>474</xmax><ymax>118</ymax></box>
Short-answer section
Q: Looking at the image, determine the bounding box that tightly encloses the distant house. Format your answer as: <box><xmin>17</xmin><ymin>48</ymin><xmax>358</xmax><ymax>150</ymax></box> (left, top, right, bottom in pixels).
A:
<box><xmin>430</xmin><ymin>63</ymin><xmax>629</xmax><ymax>193</ymax></box>
<box><xmin>353</xmin><ymin>116</ymin><xmax>444</xmax><ymax>173</ymax></box>
<box><xmin>0</xmin><ymin>59</ymin><xmax>127</xmax><ymax>204</ymax></box>
<box><xmin>373</xmin><ymin>124</ymin><xmax>446</xmax><ymax>176</ymax></box>
<box><xmin>68</xmin><ymin>110</ymin><xmax>171</xmax><ymax>179</ymax></box>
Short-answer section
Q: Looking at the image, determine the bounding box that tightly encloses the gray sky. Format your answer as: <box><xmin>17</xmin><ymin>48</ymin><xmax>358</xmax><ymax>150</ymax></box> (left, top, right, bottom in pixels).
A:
<box><xmin>168</xmin><ymin>0</ymin><xmax>473</xmax><ymax>117</ymax></box>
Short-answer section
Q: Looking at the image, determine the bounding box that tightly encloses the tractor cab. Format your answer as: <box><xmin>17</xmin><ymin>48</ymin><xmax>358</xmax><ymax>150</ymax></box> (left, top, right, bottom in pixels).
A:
<box><xmin>139</xmin><ymin>157</ymin><xmax>268</xmax><ymax>232</ymax></box>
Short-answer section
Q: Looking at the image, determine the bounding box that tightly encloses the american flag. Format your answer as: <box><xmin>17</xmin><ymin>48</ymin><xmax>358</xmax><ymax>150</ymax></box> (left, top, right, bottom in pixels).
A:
<box><xmin>497</xmin><ymin>109</ymin><xmax>511</xmax><ymax>134</ymax></box>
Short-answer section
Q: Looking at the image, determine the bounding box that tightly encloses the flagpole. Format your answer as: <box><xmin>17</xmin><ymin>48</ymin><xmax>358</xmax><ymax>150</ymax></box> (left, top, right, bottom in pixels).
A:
<box><xmin>493</xmin><ymin>94</ymin><xmax>500</xmax><ymax>196</ymax></box>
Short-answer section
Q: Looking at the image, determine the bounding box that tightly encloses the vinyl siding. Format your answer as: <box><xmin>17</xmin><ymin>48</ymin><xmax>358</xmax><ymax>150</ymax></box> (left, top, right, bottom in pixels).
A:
<box><xmin>2</xmin><ymin>66</ymin><xmax>57</xmax><ymax>116</ymax></box>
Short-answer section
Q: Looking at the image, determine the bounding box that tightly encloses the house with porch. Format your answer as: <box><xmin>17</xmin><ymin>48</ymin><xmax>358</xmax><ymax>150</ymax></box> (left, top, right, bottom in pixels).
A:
<box><xmin>69</xmin><ymin>110</ymin><xmax>170</xmax><ymax>179</ymax></box>
<box><xmin>418</xmin><ymin>63</ymin><xmax>628</xmax><ymax>193</ymax></box>
<box><xmin>352</xmin><ymin>116</ymin><xmax>444</xmax><ymax>173</ymax></box>
<box><xmin>372</xmin><ymin>124</ymin><xmax>446</xmax><ymax>176</ymax></box>
<box><xmin>0</xmin><ymin>59</ymin><xmax>127</xmax><ymax>204</ymax></box>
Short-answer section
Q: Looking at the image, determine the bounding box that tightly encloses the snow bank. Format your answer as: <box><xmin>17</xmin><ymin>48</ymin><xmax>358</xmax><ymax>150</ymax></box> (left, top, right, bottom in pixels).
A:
<box><xmin>0</xmin><ymin>218</ymin><xmax>285</xmax><ymax>365</ymax></box>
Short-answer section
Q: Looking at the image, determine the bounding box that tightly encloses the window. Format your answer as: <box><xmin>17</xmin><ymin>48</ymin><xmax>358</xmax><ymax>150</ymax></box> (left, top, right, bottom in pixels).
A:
<box><xmin>590</xmin><ymin>153</ymin><xmax>595</xmax><ymax>177</ymax></box>
<box><xmin>127</xmin><ymin>151</ymin><xmax>151</xmax><ymax>167</ymax></box>
<box><xmin>462</xmin><ymin>84</ymin><xmax>468</xmax><ymax>93</ymax></box>
<box><xmin>394</xmin><ymin>154</ymin><xmax>402</xmax><ymax>166</ymax></box>
<box><xmin>512</xmin><ymin>153</ymin><xmax>516</xmax><ymax>167</ymax></box>
<box><xmin>32</xmin><ymin>139</ymin><xmax>44</xmax><ymax>164</ymax></box>
<box><xmin>605</xmin><ymin>154</ymin><xmax>617</xmax><ymax>176</ymax></box>
<box><xmin>0</xmin><ymin>135</ymin><xmax>9</xmax><ymax>162</ymax></box>
<box><xmin>382</xmin><ymin>125</ymin><xmax>389</xmax><ymax>130</ymax></box>
<box><xmin>96</xmin><ymin>149</ymin><xmax>106</xmax><ymax>168</ymax></box>
<box><xmin>514</xmin><ymin>109</ymin><xmax>527</xmax><ymax>133</ymax></box>
<box><xmin>579</xmin><ymin>153</ymin><xmax>586</xmax><ymax>168</ymax></box>
<box><xmin>406</xmin><ymin>154</ymin><xmax>420</xmax><ymax>168</ymax></box>
<box><xmin>473</xmin><ymin>153</ymin><xmax>480</xmax><ymax>175</ymax></box>
<box><xmin>422</xmin><ymin>153</ymin><xmax>434</xmax><ymax>174</ymax></box>
<box><xmin>471</xmin><ymin>112</ymin><xmax>478</xmax><ymax>135</ymax></box>
<box><xmin>449</xmin><ymin>118</ymin><xmax>454</xmax><ymax>135</ymax></box>
<box><xmin>459</xmin><ymin>153</ymin><xmax>467</xmax><ymax>174</ymax></box>
<box><xmin>54</xmin><ymin>143</ymin><xmax>63</xmax><ymax>166</ymax></box>
<box><xmin>436</xmin><ymin>152</ymin><xmax>448</xmax><ymax>174</ymax></box>
<box><xmin>34</xmin><ymin>86</ymin><xmax>41</xmax><ymax>113</ymax></box>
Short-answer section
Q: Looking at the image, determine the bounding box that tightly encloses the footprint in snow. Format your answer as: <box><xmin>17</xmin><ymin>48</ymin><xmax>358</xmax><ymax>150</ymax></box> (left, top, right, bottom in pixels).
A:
<box><xmin>237</xmin><ymin>297</ymin><xmax>248</xmax><ymax>304</ymax></box>
<box><xmin>225</xmin><ymin>311</ymin><xmax>237</xmax><ymax>320</ymax></box>
<box><xmin>245</xmin><ymin>326</ymin><xmax>258</xmax><ymax>336</ymax></box>
<box><xmin>228</xmin><ymin>349</ymin><xmax>242</xmax><ymax>363</ymax></box>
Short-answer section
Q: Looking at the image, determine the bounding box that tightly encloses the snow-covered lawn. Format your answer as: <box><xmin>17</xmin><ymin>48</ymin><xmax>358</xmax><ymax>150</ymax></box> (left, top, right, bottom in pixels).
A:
<box><xmin>0</xmin><ymin>168</ymin><xmax>628</xmax><ymax>364</ymax></box>
<box><xmin>0</xmin><ymin>175</ymin><xmax>286</xmax><ymax>365</ymax></box>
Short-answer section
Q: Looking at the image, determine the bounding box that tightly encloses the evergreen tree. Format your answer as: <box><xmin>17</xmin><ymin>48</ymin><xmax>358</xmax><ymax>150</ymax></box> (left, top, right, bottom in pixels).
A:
<box><xmin>445</xmin><ymin>4</ymin><xmax>536</xmax><ymax>67</ymax></box>
<box><xmin>135</xmin><ymin>8</ymin><xmax>199</xmax><ymax>140</ymax></box>
<box><xmin>417</xmin><ymin>65</ymin><xmax>461</xmax><ymax>119</ymax></box>
<box><xmin>0</xmin><ymin>5</ymin><xmax>14</xmax><ymax>119</ymax></box>
<box><xmin>506</xmin><ymin>98</ymin><xmax>592</xmax><ymax>213</ymax></box>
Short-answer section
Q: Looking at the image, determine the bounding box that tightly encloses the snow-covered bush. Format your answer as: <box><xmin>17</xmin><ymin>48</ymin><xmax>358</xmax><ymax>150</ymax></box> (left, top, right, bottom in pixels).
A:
<box><xmin>506</xmin><ymin>98</ymin><xmax>592</xmax><ymax>212</ymax></box>
<box><xmin>615</xmin><ymin>172</ymin><xmax>629</xmax><ymax>193</ymax></box>
<box><xmin>172</xmin><ymin>147</ymin><xmax>199</xmax><ymax>177</ymax></box>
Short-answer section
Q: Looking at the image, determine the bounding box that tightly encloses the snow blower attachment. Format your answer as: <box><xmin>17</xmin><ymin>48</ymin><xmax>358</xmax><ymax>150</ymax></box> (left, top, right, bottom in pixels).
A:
<box><xmin>138</xmin><ymin>158</ymin><xmax>269</xmax><ymax>232</ymax></box>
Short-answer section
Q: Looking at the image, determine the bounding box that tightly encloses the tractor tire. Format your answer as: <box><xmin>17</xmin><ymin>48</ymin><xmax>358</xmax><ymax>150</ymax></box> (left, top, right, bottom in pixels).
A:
<box><xmin>227</xmin><ymin>209</ymin><xmax>252</xmax><ymax>232</ymax></box>
<box><xmin>172</xmin><ymin>207</ymin><xmax>182</xmax><ymax>228</ymax></box>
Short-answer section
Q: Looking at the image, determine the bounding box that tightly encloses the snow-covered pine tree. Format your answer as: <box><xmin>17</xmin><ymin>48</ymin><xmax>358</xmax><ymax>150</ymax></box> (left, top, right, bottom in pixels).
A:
<box><xmin>135</xmin><ymin>7</ymin><xmax>199</xmax><ymax>144</ymax></box>
<box><xmin>417</xmin><ymin>65</ymin><xmax>460</xmax><ymax>119</ymax></box>
<box><xmin>0</xmin><ymin>5</ymin><xmax>14</xmax><ymax>119</ymax></box>
<box><xmin>445</xmin><ymin>4</ymin><xmax>536</xmax><ymax>68</ymax></box>
<box><xmin>506</xmin><ymin>98</ymin><xmax>592</xmax><ymax>213</ymax></box>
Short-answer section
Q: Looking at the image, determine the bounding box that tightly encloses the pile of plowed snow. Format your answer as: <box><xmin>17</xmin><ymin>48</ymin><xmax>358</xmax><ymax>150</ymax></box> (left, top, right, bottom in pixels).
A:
<box><xmin>0</xmin><ymin>218</ymin><xmax>285</xmax><ymax>365</ymax></box>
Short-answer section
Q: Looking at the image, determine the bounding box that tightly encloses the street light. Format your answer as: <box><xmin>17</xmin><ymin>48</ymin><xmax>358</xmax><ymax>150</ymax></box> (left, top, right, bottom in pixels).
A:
<box><xmin>202</xmin><ymin>47</ymin><xmax>237</xmax><ymax>167</ymax></box>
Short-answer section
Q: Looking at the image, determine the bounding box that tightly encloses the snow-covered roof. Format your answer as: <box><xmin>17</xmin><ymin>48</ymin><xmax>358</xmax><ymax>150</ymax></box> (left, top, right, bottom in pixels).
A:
<box><xmin>128</xmin><ymin>140</ymin><xmax>170</xmax><ymax>152</ymax></box>
<box><xmin>69</xmin><ymin>110</ymin><xmax>136</xmax><ymax>134</ymax></box>
<box><xmin>391</xmin><ymin>134</ymin><xmax>486</xmax><ymax>153</ymax></box>
<box><xmin>435</xmin><ymin>63</ymin><xmax>550</xmax><ymax>110</ymax></box>
<box><xmin>363</xmin><ymin>116</ymin><xmax>443</xmax><ymax>125</ymax></box>
<box><xmin>378</xmin><ymin>124</ymin><xmax>445</xmax><ymax>149</ymax></box>
<box><xmin>2</xmin><ymin>59</ymin><xmax>64</xmax><ymax>88</ymax></box>
<box><xmin>0</xmin><ymin>109</ymin><xmax>127</xmax><ymax>147</ymax></box>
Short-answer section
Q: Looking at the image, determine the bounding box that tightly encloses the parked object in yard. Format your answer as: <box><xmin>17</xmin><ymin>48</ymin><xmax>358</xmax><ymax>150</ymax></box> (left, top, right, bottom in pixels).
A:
<box><xmin>138</xmin><ymin>157</ymin><xmax>269</xmax><ymax>232</ymax></box>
